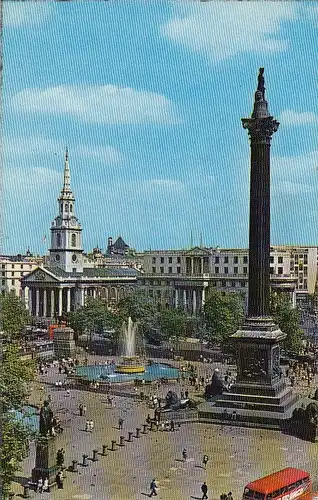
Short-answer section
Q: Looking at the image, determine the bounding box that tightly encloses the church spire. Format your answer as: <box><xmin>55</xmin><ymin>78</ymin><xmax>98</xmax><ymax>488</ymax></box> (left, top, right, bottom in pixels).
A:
<box><xmin>61</xmin><ymin>147</ymin><xmax>71</xmax><ymax>194</ymax></box>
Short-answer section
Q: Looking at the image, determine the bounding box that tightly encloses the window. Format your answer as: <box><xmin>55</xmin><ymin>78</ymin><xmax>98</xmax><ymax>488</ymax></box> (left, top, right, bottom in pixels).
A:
<box><xmin>241</xmin><ymin>281</ymin><xmax>246</xmax><ymax>287</ymax></box>
<box><xmin>234</xmin><ymin>267</ymin><xmax>238</xmax><ymax>274</ymax></box>
<box><xmin>270</xmin><ymin>256</ymin><xmax>274</xmax><ymax>263</ymax></box>
<box><xmin>71</xmin><ymin>233</ymin><xmax>76</xmax><ymax>247</ymax></box>
<box><xmin>234</xmin><ymin>256</ymin><xmax>238</xmax><ymax>264</ymax></box>
<box><xmin>1</xmin><ymin>272</ymin><xmax>4</xmax><ymax>277</ymax></box>
<box><xmin>304</xmin><ymin>254</ymin><xmax>308</xmax><ymax>264</ymax></box>
<box><xmin>157</xmin><ymin>290</ymin><xmax>161</xmax><ymax>297</ymax></box>
<box><xmin>2</xmin><ymin>279</ymin><xmax>4</xmax><ymax>285</ymax></box>
<box><xmin>149</xmin><ymin>289</ymin><xmax>153</xmax><ymax>297</ymax></box>
<box><xmin>12</xmin><ymin>264</ymin><xmax>15</xmax><ymax>269</ymax></box>
<box><xmin>177</xmin><ymin>257</ymin><xmax>181</xmax><ymax>264</ymax></box>
<box><xmin>215</xmin><ymin>267</ymin><xmax>219</xmax><ymax>274</ymax></box>
<box><xmin>1</xmin><ymin>264</ymin><xmax>5</xmax><ymax>269</ymax></box>
<box><xmin>304</xmin><ymin>267</ymin><xmax>308</xmax><ymax>277</ymax></box>
<box><xmin>304</xmin><ymin>279</ymin><xmax>308</xmax><ymax>289</ymax></box>
<box><xmin>243</xmin><ymin>267</ymin><xmax>248</xmax><ymax>274</ymax></box>
<box><xmin>160</xmin><ymin>267</ymin><xmax>164</xmax><ymax>273</ymax></box>
<box><xmin>169</xmin><ymin>257</ymin><xmax>172</xmax><ymax>264</ymax></box>
<box><xmin>20</xmin><ymin>264</ymin><xmax>23</xmax><ymax>269</ymax></box>
<box><xmin>60</xmin><ymin>203</ymin><xmax>63</xmax><ymax>212</ymax></box>
<box><xmin>11</xmin><ymin>280</ymin><xmax>15</xmax><ymax>285</ymax></box>
<box><xmin>152</xmin><ymin>257</ymin><xmax>156</xmax><ymax>264</ymax></box>
<box><xmin>224</xmin><ymin>256</ymin><xmax>228</xmax><ymax>264</ymax></box>
<box><xmin>243</xmin><ymin>256</ymin><xmax>248</xmax><ymax>264</ymax></box>
<box><xmin>11</xmin><ymin>271</ymin><xmax>14</xmax><ymax>277</ymax></box>
<box><xmin>168</xmin><ymin>267</ymin><xmax>172</xmax><ymax>274</ymax></box>
<box><xmin>160</xmin><ymin>257</ymin><xmax>164</xmax><ymax>264</ymax></box>
<box><xmin>177</xmin><ymin>267</ymin><xmax>181</xmax><ymax>274</ymax></box>
<box><xmin>70</xmin><ymin>204</ymin><xmax>73</xmax><ymax>212</ymax></box>
<box><xmin>278</xmin><ymin>256</ymin><xmax>283</xmax><ymax>264</ymax></box>
<box><xmin>221</xmin><ymin>280</ymin><xmax>226</xmax><ymax>287</ymax></box>
<box><xmin>152</xmin><ymin>267</ymin><xmax>156</xmax><ymax>274</ymax></box>
<box><xmin>231</xmin><ymin>281</ymin><xmax>236</xmax><ymax>288</ymax></box>
<box><xmin>270</xmin><ymin>267</ymin><xmax>274</xmax><ymax>275</ymax></box>
<box><xmin>65</xmin><ymin>204</ymin><xmax>69</xmax><ymax>212</ymax></box>
<box><xmin>278</xmin><ymin>267</ymin><xmax>283</xmax><ymax>275</ymax></box>
<box><xmin>224</xmin><ymin>267</ymin><xmax>228</xmax><ymax>274</ymax></box>
<box><xmin>215</xmin><ymin>256</ymin><xmax>219</xmax><ymax>264</ymax></box>
<box><xmin>57</xmin><ymin>233</ymin><xmax>61</xmax><ymax>247</ymax></box>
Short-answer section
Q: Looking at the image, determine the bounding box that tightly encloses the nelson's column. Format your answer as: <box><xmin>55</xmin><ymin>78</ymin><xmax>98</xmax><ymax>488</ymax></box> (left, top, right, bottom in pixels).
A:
<box><xmin>200</xmin><ymin>69</ymin><xmax>299</xmax><ymax>427</ymax></box>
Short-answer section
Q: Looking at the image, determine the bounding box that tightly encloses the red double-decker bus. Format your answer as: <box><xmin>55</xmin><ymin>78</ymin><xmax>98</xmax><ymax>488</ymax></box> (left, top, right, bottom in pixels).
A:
<box><xmin>243</xmin><ymin>468</ymin><xmax>312</xmax><ymax>500</ymax></box>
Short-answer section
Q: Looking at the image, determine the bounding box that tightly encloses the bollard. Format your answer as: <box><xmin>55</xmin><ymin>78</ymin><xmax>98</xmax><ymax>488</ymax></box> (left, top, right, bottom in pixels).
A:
<box><xmin>82</xmin><ymin>454</ymin><xmax>88</xmax><ymax>467</ymax></box>
<box><xmin>128</xmin><ymin>431</ymin><xmax>133</xmax><ymax>442</ymax></box>
<box><xmin>111</xmin><ymin>440</ymin><xmax>116</xmax><ymax>451</ymax></box>
<box><xmin>150</xmin><ymin>421</ymin><xmax>155</xmax><ymax>431</ymax></box>
<box><xmin>72</xmin><ymin>459</ymin><xmax>78</xmax><ymax>472</ymax></box>
<box><xmin>136</xmin><ymin>427</ymin><xmax>141</xmax><ymax>438</ymax></box>
<box><xmin>23</xmin><ymin>484</ymin><xmax>30</xmax><ymax>499</ymax></box>
<box><xmin>142</xmin><ymin>424</ymin><xmax>148</xmax><ymax>434</ymax></box>
<box><xmin>102</xmin><ymin>444</ymin><xmax>107</xmax><ymax>456</ymax></box>
<box><xmin>119</xmin><ymin>435</ymin><xmax>125</xmax><ymax>446</ymax></box>
<box><xmin>92</xmin><ymin>449</ymin><xmax>99</xmax><ymax>462</ymax></box>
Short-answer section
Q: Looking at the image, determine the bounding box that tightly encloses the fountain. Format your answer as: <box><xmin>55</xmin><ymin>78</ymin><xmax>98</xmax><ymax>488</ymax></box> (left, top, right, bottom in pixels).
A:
<box><xmin>115</xmin><ymin>317</ymin><xmax>145</xmax><ymax>374</ymax></box>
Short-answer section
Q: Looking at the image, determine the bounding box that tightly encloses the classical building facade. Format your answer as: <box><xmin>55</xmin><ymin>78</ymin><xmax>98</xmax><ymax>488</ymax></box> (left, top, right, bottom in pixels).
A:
<box><xmin>140</xmin><ymin>246</ymin><xmax>302</xmax><ymax>313</ymax></box>
<box><xmin>21</xmin><ymin>150</ymin><xmax>140</xmax><ymax>319</ymax></box>
<box><xmin>0</xmin><ymin>251</ymin><xmax>43</xmax><ymax>297</ymax></box>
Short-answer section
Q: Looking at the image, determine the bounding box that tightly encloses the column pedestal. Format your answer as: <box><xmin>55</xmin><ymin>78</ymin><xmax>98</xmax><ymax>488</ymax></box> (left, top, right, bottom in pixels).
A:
<box><xmin>32</xmin><ymin>438</ymin><xmax>59</xmax><ymax>485</ymax></box>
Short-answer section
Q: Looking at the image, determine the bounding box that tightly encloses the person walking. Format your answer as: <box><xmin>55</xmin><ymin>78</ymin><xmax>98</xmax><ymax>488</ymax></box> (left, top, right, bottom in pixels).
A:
<box><xmin>201</xmin><ymin>482</ymin><xmax>208</xmax><ymax>500</ymax></box>
<box><xmin>89</xmin><ymin>420</ymin><xmax>94</xmax><ymax>431</ymax></box>
<box><xmin>227</xmin><ymin>492</ymin><xmax>233</xmax><ymax>500</ymax></box>
<box><xmin>182</xmin><ymin>448</ymin><xmax>187</xmax><ymax>462</ymax></box>
<box><xmin>85</xmin><ymin>420</ymin><xmax>90</xmax><ymax>432</ymax></box>
<box><xmin>149</xmin><ymin>478</ymin><xmax>158</xmax><ymax>497</ymax></box>
<box><xmin>202</xmin><ymin>454</ymin><xmax>209</xmax><ymax>469</ymax></box>
<box><xmin>170</xmin><ymin>419</ymin><xmax>175</xmax><ymax>432</ymax></box>
<box><xmin>37</xmin><ymin>477</ymin><xmax>43</xmax><ymax>493</ymax></box>
<box><xmin>79</xmin><ymin>404</ymin><xmax>83</xmax><ymax>416</ymax></box>
<box><xmin>43</xmin><ymin>477</ymin><xmax>49</xmax><ymax>492</ymax></box>
<box><xmin>118</xmin><ymin>418</ymin><xmax>123</xmax><ymax>430</ymax></box>
<box><xmin>56</xmin><ymin>471</ymin><xmax>64</xmax><ymax>489</ymax></box>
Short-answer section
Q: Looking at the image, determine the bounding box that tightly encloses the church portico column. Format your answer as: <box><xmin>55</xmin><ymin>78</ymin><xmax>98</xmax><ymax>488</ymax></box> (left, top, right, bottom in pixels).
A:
<box><xmin>193</xmin><ymin>289</ymin><xmax>197</xmax><ymax>314</ymax></box>
<box><xmin>93</xmin><ymin>289</ymin><xmax>96</xmax><ymax>299</ymax></box>
<box><xmin>50</xmin><ymin>290</ymin><xmax>55</xmax><ymax>318</ymax></box>
<box><xmin>191</xmin><ymin>258</ymin><xmax>194</xmax><ymax>275</ymax></box>
<box><xmin>67</xmin><ymin>288</ymin><xmax>71</xmax><ymax>312</ymax></box>
<box><xmin>175</xmin><ymin>288</ymin><xmax>179</xmax><ymax>308</ymax></box>
<box><xmin>183</xmin><ymin>289</ymin><xmax>187</xmax><ymax>310</ymax></box>
<box><xmin>43</xmin><ymin>289</ymin><xmax>47</xmax><ymax>318</ymax></box>
<box><xmin>28</xmin><ymin>288</ymin><xmax>33</xmax><ymax>315</ymax></box>
<box><xmin>35</xmin><ymin>289</ymin><xmax>40</xmax><ymax>317</ymax></box>
<box><xmin>80</xmin><ymin>288</ymin><xmax>85</xmax><ymax>307</ymax></box>
<box><xmin>58</xmin><ymin>288</ymin><xmax>63</xmax><ymax>317</ymax></box>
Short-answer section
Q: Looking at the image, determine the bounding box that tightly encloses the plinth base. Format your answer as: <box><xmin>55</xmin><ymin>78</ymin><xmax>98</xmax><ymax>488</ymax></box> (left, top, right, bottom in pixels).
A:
<box><xmin>199</xmin><ymin>317</ymin><xmax>301</xmax><ymax>429</ymax></box>
<box><xmin>32</xmin><ymin>438</ymin><xmax>59</xmax><ymax>484</ymax></box>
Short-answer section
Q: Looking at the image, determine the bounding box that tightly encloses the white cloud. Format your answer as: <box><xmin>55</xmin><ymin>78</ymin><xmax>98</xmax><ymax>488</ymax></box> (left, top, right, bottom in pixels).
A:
<box><xmin>279</xmin><ymin>109</ymin><xmax>318</xmax><ymax>126</ymax></box>
<box><xmin>161</xmin><ymin>3</ymin><xmax>296</xmax><ymax>61</ymax></box>
<box><xmin>145</xmin><ymin>178</ymin><xmax>184</xmax><ymax>190</ymax></box>
<box><xmin>272</xmin><ymin>150</ymin><xmax>318</xmax><ymax>194</ymax></box>
<box><xmin>4</xmin><ymin>136</ymin><xmax>123</xmax><ymax>165</ymax></box>
<box><xmin>11</xmin><ymin>85</ymin><xmax>180</xmax><ymax>125</ymax></box>
<box><xmin>4</xmin><ymin>2</ymin><xmax>52</xmax><ymax>27</ymax></box>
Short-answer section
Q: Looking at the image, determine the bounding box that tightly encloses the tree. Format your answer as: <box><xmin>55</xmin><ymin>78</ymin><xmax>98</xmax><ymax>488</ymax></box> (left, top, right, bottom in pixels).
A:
<box><xmin>0</xmin><ymin>294</ymin><xmax>36</xmax><ymax>498</ymax></box>
<box><xmin>0</xmin><ymin>291</ymin><xmax>30</xmax><ymax>341</ymax></box>
<box><xmin>270</xmin><ymin>292</ymin><xmax>304</xmax><ymax>355</ymax></box>
<box><xmin>158</xmin><ymin>307</ymin><xmax>187</xmax><ymax>341</ymax></box>
<box><xmin>115</xmin><ymin>291</ymin><xmax>157</xmax><ymax>333</ymax></box>
<box><xmin>203</xmin><ymin>290</ymin><xmax>244</xmax><ymax>347</ymax></box>
<box><xmin>67</xmin><ymin>297</ymin><xmax>118</xmax><ymax>340</ymax></box>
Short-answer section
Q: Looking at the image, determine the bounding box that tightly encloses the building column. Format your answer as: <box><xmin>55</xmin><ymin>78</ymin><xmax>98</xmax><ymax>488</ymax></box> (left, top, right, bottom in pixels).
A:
<box><xmin>191</xmin><ymin>258</ymin><xmax>194</xmax><ymax>275</ymax></box>
<box><xmin>183</xmin><ymin>289</ymin><xmax>187</xmax><ymax>310</ymax></box>
<box><xmin>51</xmin><ymin>290</ymin><xmax>55</xmax><ymax>318</ymax></box>
<box><xmin>193</xmin><ymin>289</ymin><xmax>197</xmax><ymax>314</ymax></box>
<box><xmin>93</xmin><ymin>288</ymin><xmax>96</xmax><ymax>299</ymax></box>
<box><xmin>201</xmin><ymin>258</ymin><xmax>204</xmax><ymax>274</ymax></box>
<box><xmin>22</xmin><ymin>286</ymin><xmax>27</xmax><ymax>310</ymax></box>
<box><xmin>43</xmin><ymin>289</ymin><xmax>47</xmax><ymax>318</ymax></box>
<box><xmin>35</xmin><ymin>289</ymin><xmax>40</xmax><ymax>317</ymax></box>
<box><xmin>202</xmin><ymin>287</ymin><xmax>206</xmax><ymax>308</ymax></box>
<box><xmin>67</xmin><ymin>288</ymin><xmax>71</xmax><ymax>313</ymax></box>
<box><xmin>58</xmin><ymin>288</ymin><xmax>63</xmax><ymax>317</ymax></box>
<box><xmin>28</xmin><ymin>288</ymin><xmax>32</xmax><ymax>314</ymax></box>
<box><xmin>80</xmin><ymin>288</ymin><xmax>85</xmax><ymax>307</ymax></box>
<box><xmin>292</xmin><ymin>289</ymin><xmax>296</xmax><ymax>309</ymax></box>
<box><xmin>175</xmin><ymin>288</ymin><xmax>179</xmax><ymax>308</ymax></box>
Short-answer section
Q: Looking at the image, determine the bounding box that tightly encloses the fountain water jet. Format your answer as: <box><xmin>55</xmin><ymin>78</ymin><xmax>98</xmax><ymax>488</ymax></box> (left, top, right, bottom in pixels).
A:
<box><xmin>115</xmin><ymin>317</ymin><xmax>145</xmax><ymax>374</ymax></box>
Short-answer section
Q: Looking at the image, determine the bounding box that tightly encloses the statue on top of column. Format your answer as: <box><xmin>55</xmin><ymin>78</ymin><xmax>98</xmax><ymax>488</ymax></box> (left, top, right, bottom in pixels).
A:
<box><xmin>257</xmin><ymin>67</ymin><xmax>265</xmax><ymax>98</ymax></box>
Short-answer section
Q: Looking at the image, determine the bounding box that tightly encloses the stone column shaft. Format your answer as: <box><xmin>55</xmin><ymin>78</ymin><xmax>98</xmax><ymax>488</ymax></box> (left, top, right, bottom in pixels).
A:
<box><xmin>67</xmin><ymin>288</ymin><xmax>71</xmax><ymax>312</ymax></box>
<box><xmin>43</xmin><ymin>289</ymin><xmax>47</xmax><ymax>317</ymax></box>
<box><xmin>35</xmin><ymin>289</ymin><xmax>40</xmax><ymax>317</ymax></box>
<box><xmin>51</xmin><ymin>290</ymin><xmax>55</xmax><ymax>318</ymax></box>
<box><xmin>58</xmin><ymin>288</ymin><xmax>63</xmax><ymax>317</ymax></box>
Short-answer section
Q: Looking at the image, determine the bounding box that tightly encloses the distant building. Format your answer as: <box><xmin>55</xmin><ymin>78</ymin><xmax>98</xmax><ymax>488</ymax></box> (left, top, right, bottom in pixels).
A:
<box><xmin>0</xmin><ymin>251</ymin><xmax>43</xmax><ymax>297</ymax></box>
<box><xmin>21</xmin><ymin>150</ymin><xmax>140</xmax><ymax>319</ymax></box>
<box><xmin>106</xmin><ymin>236</ymin><xmax>130</xmax><ymax>256</ymax></box>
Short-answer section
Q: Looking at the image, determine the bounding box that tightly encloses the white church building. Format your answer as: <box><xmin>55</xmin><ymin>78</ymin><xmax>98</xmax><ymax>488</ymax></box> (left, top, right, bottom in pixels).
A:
<box><xmin>21</xmin><ymin>150</ymin><xmax>140</xmax><ymax>319</ymax></box>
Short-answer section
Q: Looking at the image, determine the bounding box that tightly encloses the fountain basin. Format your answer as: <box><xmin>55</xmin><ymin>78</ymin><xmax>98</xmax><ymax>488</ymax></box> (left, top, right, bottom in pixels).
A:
<box><xmin>75</xmin><ymin>362</ymin><xmax>182</xmax><ymax>383</ymax></box>
<box><xmin>115</xmin><ymin>356</ymin><xmax>145</xmax><ymax>374</ymax></box>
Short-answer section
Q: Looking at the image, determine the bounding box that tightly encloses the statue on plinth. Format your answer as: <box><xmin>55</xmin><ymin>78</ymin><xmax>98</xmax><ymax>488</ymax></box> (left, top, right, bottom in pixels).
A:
<box><xmin>257</xmin><ymin>67</ymin><xmax>265</xmax><ymax>97</ymax></box>
<box><xmin>39</xmin><ymin>400</ymin><xmax>54</xmax><ymax>437</ymax></box>
<box><xmin>205</xmin><ymin>369</ymin><xmax>228</xmax><ymax>399</ymax></box>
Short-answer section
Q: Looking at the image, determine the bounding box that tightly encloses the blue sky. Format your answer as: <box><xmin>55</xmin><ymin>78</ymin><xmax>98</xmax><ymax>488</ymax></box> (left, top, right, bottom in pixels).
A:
<box><xmin>3</xmin><ymin>1</ymin><xmax>318</xmax><ymax>255</ymax></box>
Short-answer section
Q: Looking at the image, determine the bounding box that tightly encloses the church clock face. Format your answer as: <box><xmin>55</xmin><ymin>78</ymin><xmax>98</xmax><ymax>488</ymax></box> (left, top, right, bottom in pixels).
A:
<box><xmin>70</xmin><ymin>217</ymin><xmax>77</xmax><ymax>226</ymax></box>
<box><xmin>72</xmin><ymin>254</ymin><xmax>77</xmax><ymax>262</ymax></box>
<box><xmin>55</xmin><ymin>254</ymin><xmax>60</xmax><ymax>262</ymax></box>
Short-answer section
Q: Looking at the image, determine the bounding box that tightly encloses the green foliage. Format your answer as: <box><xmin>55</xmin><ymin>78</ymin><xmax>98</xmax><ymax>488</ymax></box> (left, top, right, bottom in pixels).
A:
<box><xmin>158</xmin><ymin>307</ymin><xmax>187</xmax><ymax>340</ymax></box>
<box><xmin>1</xmin><ymin>414</ymin><xmax>35</xmax><ymax>497</ymax></box>
<box><xmin>270</xmin><ymin>292</ymin><xmax>304</xmax><ymax>354</ymax></box>
<box><xmin>0</xmin><ymin>291</ymin><xmax>30</xmax><ymax>340</ymax></box>
<box><xmin>68</xmin><ymin>297</ymin><xmax>118</xmax><ymax>338</ymax></box>
<box><xmin>115</xmin><ymin>291</ymin><xmax>157</xmax><ymax>333</ymax></box>
<box><xmin>203</xmin><ymin>289</ymin><xmax>244</xmax><ymax>346</ymax></box>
